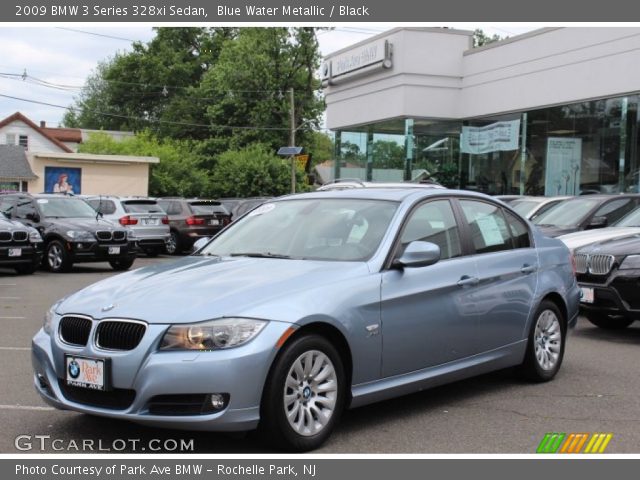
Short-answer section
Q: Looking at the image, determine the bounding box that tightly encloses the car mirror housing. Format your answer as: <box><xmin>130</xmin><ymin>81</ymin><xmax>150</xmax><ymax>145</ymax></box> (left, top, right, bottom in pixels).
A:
<box><xmin>393</xmin><ymin>241</ymin><xmax>441</xmax><ymax>268</ymax></box>
<box><xmin>588</xmin><ymin>215</ymin><xmax>608</xmax><ymax>229</ymax></box>
<box><xmin>192</xmin><ymin>237</ymin><xmax>210</xmax><ymax>253</ymax></box>
<box><xmin>26</xmin><ymin>212</ymin><xmax>40</xmax><ymax>223</ymax></box>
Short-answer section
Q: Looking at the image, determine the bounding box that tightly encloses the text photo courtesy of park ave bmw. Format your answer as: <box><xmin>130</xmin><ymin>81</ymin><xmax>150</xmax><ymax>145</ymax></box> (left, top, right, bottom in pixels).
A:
<box><xmin>2</xmin><ymin>2</ymin><xmax>640</xmax><ymax>476</ymax></box>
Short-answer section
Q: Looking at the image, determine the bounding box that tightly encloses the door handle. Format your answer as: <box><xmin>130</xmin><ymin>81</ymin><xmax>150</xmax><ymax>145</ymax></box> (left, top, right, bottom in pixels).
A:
<box><xmin>457</xmin><ymin>275</ymin><xmax>479</xmax><ymax>287</ymax></box>
<box><xmin>521</xmin><ymin>264</ymin><xmax>537</xmax><ymax>274</ymax></box>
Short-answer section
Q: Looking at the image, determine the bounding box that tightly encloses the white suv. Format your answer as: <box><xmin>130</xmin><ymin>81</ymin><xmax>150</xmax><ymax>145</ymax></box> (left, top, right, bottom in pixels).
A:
<box><xmin>85</xmin><ymin>196</ymin><xmax>170</xmax><ymax>257</ymax></box>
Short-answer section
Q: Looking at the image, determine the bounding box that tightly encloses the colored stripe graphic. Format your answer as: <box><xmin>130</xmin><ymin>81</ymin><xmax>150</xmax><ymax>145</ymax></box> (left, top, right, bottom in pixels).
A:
<box><xmin>537</xmin><ymin>433</ymin><xmax>566</xmax><ymax>453</ymax></box>
<box><xmin>538</xmin><ymin>433</ymin><xmax>613</xmax><ymax>453</ymax></box>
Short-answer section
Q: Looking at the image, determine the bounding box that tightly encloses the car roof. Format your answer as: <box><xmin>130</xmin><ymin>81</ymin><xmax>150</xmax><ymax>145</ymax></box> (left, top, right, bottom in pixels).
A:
<box><xmin>280</xmin><ymin>188</ymin><xmax>497</xmax><ymax>203</ymax></box>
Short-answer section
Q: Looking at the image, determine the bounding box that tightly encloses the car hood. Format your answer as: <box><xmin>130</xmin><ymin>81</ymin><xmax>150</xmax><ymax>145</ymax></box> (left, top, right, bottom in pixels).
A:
<box><xmin>0</xmin><ymin>217</ymin><xmax>28</xmax><ymax>230</ymax></box>
<box><xmin>46</xmin><ymin>217</ymin><xmax>118</xmax><ymax>231</ymax></box>
<box><xmin>576</xmin><ymin>234</ymin><xmax>640</xmax><ymax>257</ymax></box>
<box><xmin>57</xmin><ymin>256</ymin><xmax>371</xmax><ymax>324</ymax></box>
<box><xmin>558</xmin><ymin>227</ymin><xmax>640</xmax><ymax>251</ymax></box>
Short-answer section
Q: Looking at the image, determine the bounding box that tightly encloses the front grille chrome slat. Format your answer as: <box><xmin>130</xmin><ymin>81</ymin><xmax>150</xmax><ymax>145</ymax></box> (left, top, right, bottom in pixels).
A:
<box><xmin>588</xmin><ymin>254</ymin><xmax>615</xmax><ymax>275</ymax></box>
<box><xmin>575</xmin><ymin>253</ymin><xmax>588</xmax><ymax>274</ymax></box>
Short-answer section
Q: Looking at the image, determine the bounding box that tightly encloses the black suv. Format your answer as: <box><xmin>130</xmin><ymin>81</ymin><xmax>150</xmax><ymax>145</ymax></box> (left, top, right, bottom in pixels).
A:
<box><xmin>156</xmin><ymin>198</ymin><xmax>231</xmax><ymax>254</ymax></box>
<box><xmin>575</xmin><ymin>233</ymin><xmax>640</xmax><ymax>329</ymax></box>
<box><xmin>0</xmin><ymin>194</ymin><xmax>137</xmax><ymax>273</ymax></box>
<box><xmin>0</xmin><ymin>211</ymin><xmax>43</xmax><ymax>274</ymax></box>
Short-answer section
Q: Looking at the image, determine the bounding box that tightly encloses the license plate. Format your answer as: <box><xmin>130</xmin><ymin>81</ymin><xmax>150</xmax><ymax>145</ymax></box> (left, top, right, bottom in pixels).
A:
<box><xmin>108</xmin><ymin>246</ymin><xmax>120</xmax><ymax>255</ymax></box>
<box><xmin>209</xmin><ymin>219</ymin><xmax>220</xmax><ymax>226</ymax></box>
<box><xmin>65</xmin><ymin>355</ymin><xmax>106</xmax><ymax>390</ymax></box>
<box><xmin>141</xmin><ymin>218</ymin><xmax>158</xmax><ymax>226</ymax></box>
<box><xmin>8</xmin><ymin>248</ymin><xmax>21</xmax><ymax>257</ymax></box>
<box><xmin>580</xmin><ymin>287</ymin><xmax>594</xmax><ymax>304</ymax></box>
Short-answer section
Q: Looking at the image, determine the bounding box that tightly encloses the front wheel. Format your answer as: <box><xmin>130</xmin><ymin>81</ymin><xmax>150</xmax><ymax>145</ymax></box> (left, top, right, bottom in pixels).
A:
<box><xmin>520</xmin><ymin>300</ymin><xmax>566</xmax><ymax>382</ymax></box>
<box><xmin>260</xmin><ymin>334</ymin><xmax>345</xmax><ymax>452</ymax></box>
<box><xmin>45</xmin><ymin>240</ymin><xmax>72</xmax><ymax>273</ymax></box>
<box><xmin>584</xmin><ymin>312</ymin><xmax>634</xmax><ymax>329</ymax></box>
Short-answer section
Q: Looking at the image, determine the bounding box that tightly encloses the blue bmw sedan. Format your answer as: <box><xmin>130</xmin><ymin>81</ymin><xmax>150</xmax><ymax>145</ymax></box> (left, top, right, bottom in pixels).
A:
<box><xmin>32</xmin><ymin>188</ymin><xmax>580</xmax><ymax>451</ymax></box>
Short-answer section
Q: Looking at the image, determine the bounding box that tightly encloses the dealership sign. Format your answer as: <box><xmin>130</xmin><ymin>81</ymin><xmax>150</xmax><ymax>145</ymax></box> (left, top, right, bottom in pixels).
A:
<box><xmin>460</xmin><ymin>120</ymin><xmax>521</xmax><ymax>155</ymax></box>
<box><xmin>322</xmin><ymin>39</ymin><xmax>391</xmax><ymax>84</ymax></box>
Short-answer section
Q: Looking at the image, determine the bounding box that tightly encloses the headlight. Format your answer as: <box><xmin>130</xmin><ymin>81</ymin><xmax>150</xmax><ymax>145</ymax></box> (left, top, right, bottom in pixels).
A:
<box><xmin>160</xmin><ymin>318</ymin><xmax>268</xmax><ymax>351</ymax></box>
<box><xmin>43</xmin><ymin>305</ymin><xmax>56</xmax><ymax>335</ymax></box>
<box><xmin>28</xmin><ymin>230</ymin><xmax>42</xmax><ymax>243</ymax></box>
<box><xmin>66</xmin><ymin>230</ymin><xmax>95</xmax><ymax>241</ymax></box>
<box><xmin>619</xmin><ymin>255</ymin><xmax>640</xmax><ymax>269</ymax></box>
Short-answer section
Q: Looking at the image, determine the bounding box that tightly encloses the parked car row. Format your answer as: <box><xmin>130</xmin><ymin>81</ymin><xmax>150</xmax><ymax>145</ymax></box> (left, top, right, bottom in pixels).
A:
<box><xmin>0</xmin><ymin>192</ymin><xmax>270</xmax><ymax>274</ymax></box>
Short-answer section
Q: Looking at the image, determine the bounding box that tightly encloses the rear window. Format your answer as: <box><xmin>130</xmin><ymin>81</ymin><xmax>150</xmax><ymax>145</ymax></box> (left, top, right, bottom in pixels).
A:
<box><xmin>189</xmin><ymin>201</ymin><xmax>228</xmax><ymax>215</ymax></box>
<box><xmin>122</xmin><ymin>200</ymin><xmax>164</xmax><ymax>214</ymax></box>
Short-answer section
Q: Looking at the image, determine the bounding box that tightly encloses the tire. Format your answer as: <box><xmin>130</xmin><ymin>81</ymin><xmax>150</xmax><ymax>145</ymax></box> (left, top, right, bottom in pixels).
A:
<box><xmin>165</xmin><ymin>231</ymin><xmax>181</xmax><ymax>255</ymax></box>
<box><xmin>109</xmin><ymin>258</ymin><xmax>135</xmax><ymax>271</ymax></box>
<box><xmin>584</xmin><ymin>312</ymin><xmax>634</xmax><ymax>329</ymax></box>
<box><xmin>260</xmin><ymin>334</ymin><xmax>346</xmax><ymax>452</ymax></box>
<box><xmin>44</xmin><ymin>240</ymin><xmax>72</xmax><ymax>273</ymax></box>
<box><xmin>143</xmin><ymin>248</ymin><xmax>160</xmax><ymax>258</ymax></box>
<box><xmin>520</xmin><ymin>300</ymin><xmax>566</xmax><ymax>382</ymax></box>
<box><xmin>14</xmin><ymin>262</ymin><xmax>37</xmax><ymax>275</ymax></box>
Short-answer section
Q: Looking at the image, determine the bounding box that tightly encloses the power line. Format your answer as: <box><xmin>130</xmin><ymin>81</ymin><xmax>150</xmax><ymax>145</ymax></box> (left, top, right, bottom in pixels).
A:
<box><xmin>0</xmin><ymin>91</ymin><xmax>319</xmax><ymax>132</ymax></box>
<box><xmin>56</xmin><ymin>27</ymin><xmax>138</xmax><ymax>43</ymax></box>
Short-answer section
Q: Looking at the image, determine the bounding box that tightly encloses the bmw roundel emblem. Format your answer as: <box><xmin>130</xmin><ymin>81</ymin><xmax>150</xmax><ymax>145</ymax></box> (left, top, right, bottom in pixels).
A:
<box><xmin>101</xmin><ymin>304</ymin><xmax>115</xmax><ymax>312</ymax></box>
<box><xmin>68</xmin><ymin>360</ymin><xmax>80</xmax><ymax>379</ymax></box>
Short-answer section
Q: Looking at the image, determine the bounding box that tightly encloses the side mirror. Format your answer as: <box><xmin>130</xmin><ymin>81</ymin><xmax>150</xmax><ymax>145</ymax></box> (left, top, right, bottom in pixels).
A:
<box><xmin>192</xmin><ymin>237</ymin><xmax>210</xmax><ymax>253</ymax></box>
<box><xmin>393</xmin><ymin>241</ymin><xmax>441</xmax><ymax>269</ymax></box>
<box><xmin>26</xmin><ymin>212</ymin><xmax>40</xmax><ymax>223</ymax></box>
<box><xmin>587</xmin><ymin>216</ymin><xmax>608</xmax><ymax>229</ymax></box>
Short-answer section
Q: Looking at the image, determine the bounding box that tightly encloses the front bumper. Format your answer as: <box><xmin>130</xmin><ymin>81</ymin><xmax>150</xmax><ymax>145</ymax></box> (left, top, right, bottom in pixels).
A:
<box><xmin>31</xmin><ymin>318</ymin><xmax>292</xmax><ymax>432</ymax></box>
<box><xmin>0</xmin><ymin>243</ymin><xmax>43</xmax><ymax>266</ymax></box>
<box><xmin>578</xmin><ymin>268</ymin><xmax>640</xmax><ymax>318</ymax></box>
<box><xmin>68</xmin><ymin>241</ymin><xmax>137</xmax><ymax>263</ymax></box>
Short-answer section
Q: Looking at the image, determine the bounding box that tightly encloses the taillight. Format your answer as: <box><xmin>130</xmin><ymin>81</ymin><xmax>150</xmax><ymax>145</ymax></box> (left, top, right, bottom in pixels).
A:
<box><xmin>161</xmin><ymin>216</ymin><xmax>169</xmax><ymax>225</ymax></box>
<box><xmin>119</xmin><ymin>215</ymin><xmax>138</xmax><ymax>226</ymax></box>
<box><xmin>186</xmin><ymin>216</ymin><xmax>205</xmax><ymax>226</ymax></box>
<box><xmin>222</xmin><ymin>217</ymin><xmax>231</xmax><ymax>226</ymax></box>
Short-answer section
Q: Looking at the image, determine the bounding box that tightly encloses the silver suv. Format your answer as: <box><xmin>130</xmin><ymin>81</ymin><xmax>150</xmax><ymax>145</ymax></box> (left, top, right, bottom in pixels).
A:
<box><xmin>85</xmin><ymin>196</ymin><xmax>170</xmax><ymax>257</ymax></box>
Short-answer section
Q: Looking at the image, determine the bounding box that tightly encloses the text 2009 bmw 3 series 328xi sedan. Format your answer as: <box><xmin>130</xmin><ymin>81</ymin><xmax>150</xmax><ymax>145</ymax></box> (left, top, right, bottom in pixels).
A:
<box><xmin>32</xmin><ymin>188</ymin><xmax>580</xmax><ymax>451</ymax></box>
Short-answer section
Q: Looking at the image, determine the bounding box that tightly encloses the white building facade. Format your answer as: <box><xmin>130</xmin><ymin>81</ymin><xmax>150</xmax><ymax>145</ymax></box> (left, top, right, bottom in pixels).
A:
<box><xmin>323</xmin><ymin>27</ymin><xmax>640</xmax><ymax>195</ymax></box>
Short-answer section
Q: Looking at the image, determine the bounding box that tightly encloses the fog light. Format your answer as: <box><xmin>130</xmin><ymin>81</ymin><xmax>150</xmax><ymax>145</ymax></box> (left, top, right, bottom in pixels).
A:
<box><xmin>37</xmin><ymin>373</ymin><xmax>48</xmax><ymax>389</ymax></box>
<box><xmin>209</xmin><ymin>393</ymin><xmax>227</xmax><ymax>410</ymax></box>
<box><xmin>77</xmin><ymin>243</ymin><xmax>84</xmax><ymax>249</ymax></box>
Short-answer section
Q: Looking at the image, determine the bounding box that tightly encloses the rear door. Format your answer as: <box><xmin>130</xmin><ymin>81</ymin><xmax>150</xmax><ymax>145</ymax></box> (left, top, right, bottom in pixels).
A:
<box><xmin>457</xmin><ymin>199</ymin><xmax>539</xmax><ymax>352</ymax></box>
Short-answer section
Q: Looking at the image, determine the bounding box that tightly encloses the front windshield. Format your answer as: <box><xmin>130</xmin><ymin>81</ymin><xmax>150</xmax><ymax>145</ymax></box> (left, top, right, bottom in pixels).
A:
<box><xmin>510</xmin><ymin>200</ymin><xmax>539</xmax><ymax>217</ymax></box>
<box><xmin>533</xmin><ymin>198</ymin><xmax>599</xmax><ymax>227</ymax></box>
<box><xmin>200</xmin><ymin>198</ymin><xmax>399</xmax><ymax>261</ymax></box>
<box><xmin>613</xmin><ymin>206</ymin><xmax>640</xmax><ymax>227</ymax></box>
<box><xmin>37</xmin><ymin>198</ymin><xmax>98</xmax><ymax>218</ymax></box>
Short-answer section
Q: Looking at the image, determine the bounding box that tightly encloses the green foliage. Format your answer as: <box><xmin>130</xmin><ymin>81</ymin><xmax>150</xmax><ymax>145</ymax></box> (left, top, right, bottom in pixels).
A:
<box><xmin>473</xmin><ymin>29</ymin><xmax>504</xmax><ymax>48</ymax></box>
<box><xmin>209</xmin><ymin>145</ymin><xmax>307</xmax><ymax>197</ymax></box>
<box><xmin>372</xmin><ymin>140</ymin><xmax>405</xmax><ymax>169</ymax></box>
<box><xmin>78</xmin><ymin>132</ymin><xmax>208</xmax><ymax>197</ymax></box>
<box><xmin>306</xmin><ymin>131</ymin><xmax>334</xmax><ymax>166</ymax></box>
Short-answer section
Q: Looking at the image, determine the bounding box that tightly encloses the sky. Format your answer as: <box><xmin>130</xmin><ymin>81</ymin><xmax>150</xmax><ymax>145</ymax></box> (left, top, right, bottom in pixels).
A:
<box><xmin>0</xmin><ymin>25</ymin><xmax>535</xmax><ymax>128</ymax></box>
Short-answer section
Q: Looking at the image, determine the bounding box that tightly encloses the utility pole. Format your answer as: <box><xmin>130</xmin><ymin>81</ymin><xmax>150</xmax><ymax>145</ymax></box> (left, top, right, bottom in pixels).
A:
<box><xmin>289</xmin><ymin>87</ymin><xmax>296</xmax><ymax>194</ymax></box>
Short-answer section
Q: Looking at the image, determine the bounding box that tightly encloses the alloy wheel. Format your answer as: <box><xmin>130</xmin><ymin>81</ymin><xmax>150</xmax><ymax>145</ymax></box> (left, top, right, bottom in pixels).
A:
<box><xmin>534</xmin><ymin>309</ymin><xmax>562</xmax><ymax>371</ymax></box>
<box><xmin>47</xmin><ymin>244</ymin><xmax>63</xmax><ymax>270</ymax></box>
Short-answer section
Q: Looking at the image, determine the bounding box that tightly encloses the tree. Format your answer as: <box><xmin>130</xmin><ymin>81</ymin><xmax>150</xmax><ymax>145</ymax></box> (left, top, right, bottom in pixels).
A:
<box><xmin>372</xmin><ymin>140</ymin><xmax>405</xmax><ymax>169</ymax></box>
<box><xmin>78</xmin><ymin>132</ymin><xmax>208</xmax><ymax>197</ymax></box>
<box><xmin>209</xmin><ymin>145</ymin><xmax>307</xmax><ymax>197</ymax></box>
<box><xmin>473</xmin><ymin>29</ymin><xmax>504</xmax><ymax>48</ymax></box>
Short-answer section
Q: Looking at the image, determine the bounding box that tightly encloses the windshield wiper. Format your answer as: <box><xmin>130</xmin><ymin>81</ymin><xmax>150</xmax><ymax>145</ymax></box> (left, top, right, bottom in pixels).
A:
<box><xmin>194</xmin><ymin>252</ymin><xmax>220</xmax><ymax>258</ymax></box>
<box><xmin>229</xmin><ymin>252</ymin><xmax>292</xmax><ymax>259</ymax></box>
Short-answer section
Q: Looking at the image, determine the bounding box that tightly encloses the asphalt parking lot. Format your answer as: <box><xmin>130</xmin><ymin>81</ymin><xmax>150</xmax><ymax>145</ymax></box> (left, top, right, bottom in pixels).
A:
<box><xmin>1</xmin><ymin>256</ymin><xmax>639</xmax><ymax>453</ymax></box>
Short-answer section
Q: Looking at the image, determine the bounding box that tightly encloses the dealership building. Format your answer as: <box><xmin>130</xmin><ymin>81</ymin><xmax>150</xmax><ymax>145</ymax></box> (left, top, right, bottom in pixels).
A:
<box><xmin>322</xmin><ymin>27</ymin><xmax>640</xmax><ymax>195</ymax></box>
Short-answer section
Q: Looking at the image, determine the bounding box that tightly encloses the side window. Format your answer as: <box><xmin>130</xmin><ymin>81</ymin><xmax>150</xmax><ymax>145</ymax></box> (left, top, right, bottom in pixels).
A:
<box><xmin>401</xmin><ymin>200</ymin><xmax>462</xmax><ymax>260</ymax></box>
<box><xmin>504</xmin><ymin>210</ymin><xmax>531</xmax><ymax>249</ymax></box>
<box><xmin>100</xmin><ymin>200</ymin><xmax>116</xmax><ymax>215</ymax></box>
<box><xmin>460</xmin><ymin>200</ymin><xmax>512</xmax><ymax>254</ymax></box>
<box><xmin>593</xmin><ymin>198</ymin><xmax>636</xmax><ymax>225</ymax></box>
<box><xmin>15</xmin><ymin>198</ymin><xmax>37</xmax><ymax>220</ymax></box>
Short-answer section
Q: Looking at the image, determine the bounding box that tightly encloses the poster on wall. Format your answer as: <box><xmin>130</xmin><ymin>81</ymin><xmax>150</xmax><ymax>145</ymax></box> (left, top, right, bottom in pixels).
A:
<box><xmin>460</xmin><ymin>119</ymin><xmax>520</xmax><ymax>154</ymax></box>
<box><xmin>544</xmin><ymin>138</ymin><xmax>582</xmax><ymax>196</ymax></box>
<box><xmin>44</xmin><ymin>166</ymin><xmax>81</xmax><ymax>195</ymax></box>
